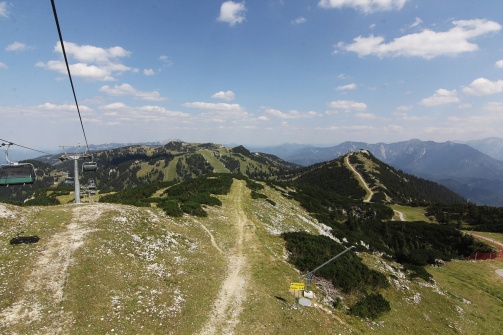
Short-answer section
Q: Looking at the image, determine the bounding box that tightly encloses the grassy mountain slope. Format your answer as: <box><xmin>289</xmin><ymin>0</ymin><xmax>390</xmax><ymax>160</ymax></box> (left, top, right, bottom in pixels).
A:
<box><xmin>0</xmin><ymin>142</ymin><xmax>298</xmax><ymax>203</ymax></box>
<box><xmin>1</xmin><ymin>180</ymin><xmax>502</xmax><ymax>334</ymax></box>
<box><xmin>258</xmin><ymin>139</ymin><xmax>503</xmax><ymax>206</ymax></box>
<box><xmin>295</xmin><ymin>150</ymin><xmax>466</xmax><ymax>206</ymax></box>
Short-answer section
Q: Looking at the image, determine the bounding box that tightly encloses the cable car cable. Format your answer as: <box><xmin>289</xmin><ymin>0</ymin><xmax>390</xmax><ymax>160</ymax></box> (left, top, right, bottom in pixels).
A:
<box><xmin>50</xmin><ymin>0</ymin><xmax>90</xmax><ymax>154</ymax></box>
<box><xmin>0</xmin><ymin>138</ymin><xmax>53</xmax><ymax>156</ymax></box>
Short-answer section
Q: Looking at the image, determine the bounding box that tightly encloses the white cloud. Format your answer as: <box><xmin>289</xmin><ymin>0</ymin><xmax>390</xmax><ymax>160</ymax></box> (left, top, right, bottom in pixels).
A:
<box><xmin>98</xmin><ymin>103</ymin><xmax>189</xmax><ymax>124</ymax></box>
<box><xmin>183</xmin><ymin>101</ymin><xmax>248</xmax><ymax>123</ymax></box>
<box><xmin>409</xmin><ymin>17</ymin><xmax>422</xmax><ymax>29</ymax></box>
<box><xmin>457</xmin><ymin>103</ymin><xmax>473</xmax><ymax>109</ymax></box>
<box><xmin>38</xmin><ymin>102</ymin><xmax>91</xmax><ymax>112</ymax></box>
<box><xmin>318</xmin><ymin>0</ymin><xmax>407</xmax><ymax>14</ymax></box>
<box><xmin>159</xmin><ymin>55</ymin><xmax>173</xmax><ymax>67</ymax></box>
<box><xmin>55</xmin><ymin>42</ymin><xmax>131</xmax><ymax>64</ymax></box>
<box><xmin>463</xmin><ymin>77</ymin><xmax>503</xmax><ymax>96</ymax></box>
<box><xmin>484</xmin><ymin>101</ymin><xmax>503</xmax><ymax>112</ymax></box>
<box><xmin>0</xmin><ymin>62</ymin><xmax>6</xmax><ymax>69</ymax></box>
<box><xmin>291</xmin><ymin>16</ymin><xmax>306</xmax><ymax>25</ymax></box>
<box><xmin>139</xmin><ymin>105</ymin><xmax>189</xmax><ymax>118</ymax></box>
<box><xmin>325</xmin><ymin>125</ymin><xmax>376</xmax><ymax>131</ymax></box>
<box><xmin>262</xmin><ymin>107</ymin><xmax>321</xmax><ymax>119</ymax></box>
<box><xmin>337</xmin><ymin>19</ymin><xmax>502</xmax><ymax>59</ymax></box>
<box><xmin>336</xmin><ymin>83</ymin><xmax>357</xmax><ymax>91</ymax></box>
<box><xmin>385</xmin><ymin>124</ymin><xmax>403</xmax><ymax>132</ymax></box>
<box><xmin>327</xmin><ymin>100</ymin><xmax>367</xmax><ymax>111</ymax></box>
<box><xmin>144</xmin><ymin>68</ymin><xmax>155</xmax><ymax>76</ymax></box>
<box><xmin>5</xmin><ymin>42</ymin><xmax>31</xmax><ymax>52</ymax></box>
<box><xmin>497</xmin><ymin>60</ymin><xmax>503</xmax><ymax>68</ymax></box>
<box><xmin>0</xmin><ymin>2</ymin><xmax>9</xmax><ymax>18</ymax></box>
<box><xmin>100</xmin><ymin>83</ymin><xmax>166</xmax><ymax>101</ymax></box>
<box><xmin>355</xmin><ymin>112</ymin><xmax>376</xmax><ymax>119</ymax></box>
<box><xmin>211</xmin><ymin>90</ymin><xmax>236</xmax><ymax>101</ymax></box>
<box><xmin>420</xmin><ymin>89</ymin><xmax>459</xmax><ymax>106</ymax></box>
<box><xmin>37</xmin><ymin>41</ymin><xmax>136</xmax><ymax>81</ymax></box>
<box><xmin>218</xmin><ymin>1</ymin><xmax>246</xmax><ymax>26</ymax></box>
<box><xmin>36</xmin><ymin>60</ymin><xmax>115</xmax><ymax>81</ymax></box>
<box><xmin>183</xmin><ymin>102</ymin><xmax>246</xmax><ymax>114</ymax></box>
<box><xmin>100</xmin><ymin>102</ymin><xmax>128</xmax><ymax>110</ymax></box>
<box><xmin>396</xmin><ymin>105</ymin><xmax>412</xmax><ymax>111</ymax></box>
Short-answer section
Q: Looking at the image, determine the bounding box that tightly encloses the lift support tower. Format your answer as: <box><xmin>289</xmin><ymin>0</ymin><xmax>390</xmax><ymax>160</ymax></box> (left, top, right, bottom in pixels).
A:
<box><xmin>59</xmin><ymin>146</ymin><xmax>90</xmax><ymax>204</ymax></box>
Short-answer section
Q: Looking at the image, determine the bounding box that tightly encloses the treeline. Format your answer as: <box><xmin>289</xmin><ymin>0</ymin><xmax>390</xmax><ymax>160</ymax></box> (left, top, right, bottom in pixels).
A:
<box><xmin>279</xmin><ymin>178</ymin><xmax>489</xmax><ymax>276</ymax></box>
<box><xmin>343</xmin><ymin>219</ymin><xmax>490</xmax><ymax>274</ymax></box>
<box><xmin>274</xmin><ymin>177</ymin><xmax>490</xmax><ymax>318</ymax></box>
<box><xmin>270</xmin><ymin>181</ymin><xmax>394</xmax><ymax>227</ymax></box>
<box><xmin>101</xmin><ymin>174</ymin><xmax>258</xmax><ymax>217</ymax></box>
<box><xmin>282</xmin><ymin>232</ymin><xmax>390</xmax><ymax>319</ymax></box>
<box><xmin>176</xmin><ymin>153</ymin><xmax>214</xmax><ymax>180</ymax></box>
<box><xmin>99</xmin><ymin>181</ymin><xmax>175</xmax><ymax>206</ymax></box>
<box><xmin>283</xmin><ymin>232</ymin><xmax>388</xmax><ymax>294</ymax></box>
<box><xmin>294</xmin><ymin>160</ymin><xmax>366</xmax><ymax>200</ymax></box>
<box><xmin>426</xmin><ymin>204</ymin><xmax>503</xmax><ymax>232</ymax></box>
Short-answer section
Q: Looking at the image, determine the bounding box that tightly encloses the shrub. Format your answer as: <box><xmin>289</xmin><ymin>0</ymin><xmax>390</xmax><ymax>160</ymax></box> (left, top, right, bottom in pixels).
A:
<box><xmin>251</xmin><ymin>191</ymin><xmax>267</xmax><ymax>199</ymax></box>
<box><xmin>24</xmin><ymin>196</ymin><xmax>60</xmax><ymax>206</ymax></box>
<box><xmin>349</xmin><ymin>293</ymin><xmax>391</xmax><ymax>319</ymax></box>
<box><xmin>181</xmin><ymin>201</ymin><xmax>207</xmax><ymax>217</ymax></box>
<box><xmin>157</xmin><ymin>200</ymin><xmax>183</xmax><ymax>217</ymax></box>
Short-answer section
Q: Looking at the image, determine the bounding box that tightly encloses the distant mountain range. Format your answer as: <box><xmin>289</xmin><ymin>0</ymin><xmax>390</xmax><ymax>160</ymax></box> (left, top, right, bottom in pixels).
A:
<box><xmin>463</xmin><ymin>137</ymin><xmax>503</xmax><ymax>161</ymax></box>
<box><xmin>5</xmin><ymin>138</ymin><xmax>503</xmax><ymax>206</ymax></box>
<box><xmin>250</xmin><ymin>138</ymin><xmax>503</xmax><ymax>206</ymax></box>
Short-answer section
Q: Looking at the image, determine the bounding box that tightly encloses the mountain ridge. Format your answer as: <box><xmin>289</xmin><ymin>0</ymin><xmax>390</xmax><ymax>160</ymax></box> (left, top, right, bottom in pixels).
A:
<box><xmin>251</xmin><ymin>139</ymin><xmax>503</xmax><ymax>206</ymax></box>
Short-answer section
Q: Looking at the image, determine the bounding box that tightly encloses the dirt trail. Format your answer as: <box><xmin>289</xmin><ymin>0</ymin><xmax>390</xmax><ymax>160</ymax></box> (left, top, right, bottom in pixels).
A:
<box><xmin>345</xmin><ymin>154</ymin><xmax>373</xmax><ymax>202</ymax></box>
<box><xmin>198</xmin><ymin>180</ymin><xmax>254</xmax><ymax>335</ymax></box>
<box><xmin>193</xmin><ymin>218</ymin><xmax>224</xmax><ymax>254</ymax></box>
<box><xmin>393</xmin><ymin>210</ymin><xmax>405</xmax><ymax>221</ymax></box>
<box><xmin>0</xmin><ymin>204</ymin><xmax>109</xmax><ymax>334</ymax></box>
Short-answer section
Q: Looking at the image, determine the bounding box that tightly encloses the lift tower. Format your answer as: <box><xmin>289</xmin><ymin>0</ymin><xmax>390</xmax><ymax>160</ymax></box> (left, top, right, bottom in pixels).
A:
<box><xmin>59</xmin><ymin>146</ymin><xmax>90</xmax><ymax>204</ymax></box>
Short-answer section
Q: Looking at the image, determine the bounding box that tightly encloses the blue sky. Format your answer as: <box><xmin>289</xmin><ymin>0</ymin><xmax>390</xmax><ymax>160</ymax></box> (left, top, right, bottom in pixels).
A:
<box><xmin>1</xmin><ymin>0</ymin><xmax>503</xmax><ymax>156</ymax></box>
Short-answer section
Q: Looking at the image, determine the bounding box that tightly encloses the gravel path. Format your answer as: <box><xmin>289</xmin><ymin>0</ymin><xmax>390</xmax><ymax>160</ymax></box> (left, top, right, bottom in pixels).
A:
<box><xmin>198</xmin><ymin>180</ymin><xmax>253</xmax><ymax>335</ymax></box>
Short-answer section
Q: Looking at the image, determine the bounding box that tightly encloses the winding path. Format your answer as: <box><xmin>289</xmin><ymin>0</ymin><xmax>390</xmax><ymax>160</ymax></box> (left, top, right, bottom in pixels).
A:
<box><xmin>344</xmin><ymin>154</ymin><xmax>373</xmax><ymax>203</ymax></box>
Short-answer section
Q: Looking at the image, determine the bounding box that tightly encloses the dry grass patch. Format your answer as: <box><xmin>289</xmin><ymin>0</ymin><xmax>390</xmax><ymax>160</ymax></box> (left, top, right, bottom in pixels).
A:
<box><xmin>390</xmin><ymin>205</ymin><xmax>431</xmax><ymax>222</ymax></box>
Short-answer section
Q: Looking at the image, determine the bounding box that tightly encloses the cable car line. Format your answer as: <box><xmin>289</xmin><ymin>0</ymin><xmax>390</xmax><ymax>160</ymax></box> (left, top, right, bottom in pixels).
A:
<box><xmin>50</xmin><ymin>0</ymin><xmax>90</xmax><ymax>154</ymax></box>
<box><xmin>0</xmin><ymin>138</ymin><xmax>52</xmax><ymax>156</ymax></box>
<box><xmin>50</xmin><ymin>0</ymin><xmax>100</xmax><ymax>203</ymax></box>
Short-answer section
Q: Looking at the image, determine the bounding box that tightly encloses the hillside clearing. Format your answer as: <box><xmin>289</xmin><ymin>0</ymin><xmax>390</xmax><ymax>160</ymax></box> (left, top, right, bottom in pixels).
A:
<box><xmin>390</xmin><ymin>205</ymin><xmax>431</xmax><ymax>222</ymax></box>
